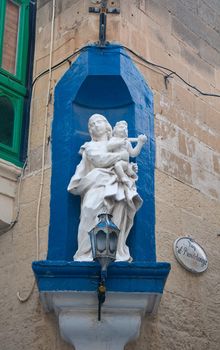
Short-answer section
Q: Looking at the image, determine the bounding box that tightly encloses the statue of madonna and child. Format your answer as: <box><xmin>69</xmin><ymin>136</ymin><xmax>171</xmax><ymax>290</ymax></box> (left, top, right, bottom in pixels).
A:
<box><xmin>67</xmin><ymin>114</ymin><xmax>147</xmax><ymax>262</ymax></box>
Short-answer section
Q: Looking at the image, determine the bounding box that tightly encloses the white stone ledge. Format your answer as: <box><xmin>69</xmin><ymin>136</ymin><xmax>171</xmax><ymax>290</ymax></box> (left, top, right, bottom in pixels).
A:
<box><xmin>0</xmin><ymin>158</ymin><xmax>21</xmax><ymax>231</ymax></box>
<box><xmin>0</xmin><ymin>158</ymin><xmax>21</xmax><ymax>181</ymax></box>
<box><xmin>40</xmin><ymin>291</ymin><xmax>162</xmax><ymax>350</ymax></box>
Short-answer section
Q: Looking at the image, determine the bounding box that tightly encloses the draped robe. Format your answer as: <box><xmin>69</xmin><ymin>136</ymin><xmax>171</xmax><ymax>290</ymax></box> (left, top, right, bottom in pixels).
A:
<box><xmin>67</xmin><ymin>140</ymin><xmax>143</xmax><ymax>261</ymax></box>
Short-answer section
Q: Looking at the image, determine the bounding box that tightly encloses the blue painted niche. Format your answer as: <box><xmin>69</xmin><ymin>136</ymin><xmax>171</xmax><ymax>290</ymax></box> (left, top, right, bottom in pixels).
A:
<box><xmin>48</xmin><ymin>44</ymin><xmax>155</xmax><ymax>262</ymax></box>
<box><xmin>33</xmin><ymin>44</ymin><xmax>170</xmax><ymax>294</ymax></box>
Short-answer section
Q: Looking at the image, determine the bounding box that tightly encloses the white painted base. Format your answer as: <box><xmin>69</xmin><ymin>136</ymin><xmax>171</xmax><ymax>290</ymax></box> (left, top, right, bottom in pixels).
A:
<box><xmin>0</xmin><ymin>159</ymin><xmax>21</xmax><ymax>231</ymax></box>
<box><xmin>40</xmin><ymin>291</ymin><xmax>162</xmax><ymax>350</ymax></box>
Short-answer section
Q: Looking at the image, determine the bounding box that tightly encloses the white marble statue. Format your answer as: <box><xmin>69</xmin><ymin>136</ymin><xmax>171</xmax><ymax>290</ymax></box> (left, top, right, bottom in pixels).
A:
<box><xmin>67</xmin><ymin>114</ymin><xmax>147</xmax><ymax>262</ymax></box>
<box><xmin>107</xmin><ymin>121</ymin><xmax>147</xmax><ymax>187</ymax></box>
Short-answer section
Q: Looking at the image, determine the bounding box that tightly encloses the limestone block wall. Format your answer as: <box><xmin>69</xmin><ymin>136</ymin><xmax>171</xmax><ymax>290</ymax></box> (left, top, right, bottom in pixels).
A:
<box><xmin>0</xmin><ymin>0</ymin><xmax>220</xmax><ymax>349</ymax></box>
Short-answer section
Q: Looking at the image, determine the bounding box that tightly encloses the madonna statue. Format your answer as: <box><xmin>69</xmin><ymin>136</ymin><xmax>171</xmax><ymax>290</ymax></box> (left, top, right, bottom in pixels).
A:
<box><xmin>67</xmin><ymin>114</ymin><xmax>146</xmax><ymax>262</ymax></box>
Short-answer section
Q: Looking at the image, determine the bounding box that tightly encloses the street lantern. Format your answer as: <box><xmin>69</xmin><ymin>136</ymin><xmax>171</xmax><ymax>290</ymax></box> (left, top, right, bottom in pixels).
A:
<box><xmin>89</xmin><ymin>213</ymin><xmax>120</xmax><ymax>320</ymax></box>
<box><xmin>89</xmin><ymin>213</ymin><xmax>120</xmax><ymax>274</ymax></box>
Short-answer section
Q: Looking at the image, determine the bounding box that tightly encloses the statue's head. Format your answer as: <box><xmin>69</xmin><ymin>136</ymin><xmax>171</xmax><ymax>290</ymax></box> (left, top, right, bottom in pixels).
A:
<box><xmin>88</xmin><ymin>114</ymin><xmax>112</xmax><ymax>141</ymax></box>
<box><xmin>113</xmin><ymin>120</ymin><xmax>128</xmax><ymax>138</ymax></box>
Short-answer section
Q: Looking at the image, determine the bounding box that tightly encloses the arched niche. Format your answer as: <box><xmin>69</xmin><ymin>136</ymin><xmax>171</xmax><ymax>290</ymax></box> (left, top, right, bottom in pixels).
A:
<box><xmin>48</xmin><ymin>45</ymin><xmax>155</xmax><ymax>262</ymax></box>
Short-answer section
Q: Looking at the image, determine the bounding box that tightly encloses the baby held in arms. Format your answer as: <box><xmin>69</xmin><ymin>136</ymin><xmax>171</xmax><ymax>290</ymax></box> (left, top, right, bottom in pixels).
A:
<box><xmin>107</xmin><ymin>121</ymin><xmax>147</xmax><ymax>186</ymax></box>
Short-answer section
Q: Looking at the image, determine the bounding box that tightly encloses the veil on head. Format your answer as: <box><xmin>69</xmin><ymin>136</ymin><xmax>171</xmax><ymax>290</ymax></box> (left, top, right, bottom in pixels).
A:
<box><xmin>88</xmin><ymin>114</ymin><xmax>112</xmax><ymax>140</ymax></box>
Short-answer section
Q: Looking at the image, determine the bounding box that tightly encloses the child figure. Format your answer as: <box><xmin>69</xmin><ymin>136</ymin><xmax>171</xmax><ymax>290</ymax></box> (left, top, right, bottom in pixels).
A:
<box><xmin>107</xmin><ymin>121</ymin><xmax>147</xmax><ymax>186</ymax></box>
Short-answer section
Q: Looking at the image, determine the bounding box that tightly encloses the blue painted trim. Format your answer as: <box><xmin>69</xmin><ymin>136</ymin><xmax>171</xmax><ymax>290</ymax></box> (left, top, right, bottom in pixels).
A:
<box><xmin>32</xmin><ymin>44</ymin><xmax>171</xmax><ymax>296</ymax></box>
<box><xmin>48</xmin><ymin>44</ymin><xmax>156</xmax><ymax>263</ymax></box>
<box><xmin>32</xmin><ymin>260</ymin><xmax>171</xmax><ymax>293</ymax></box>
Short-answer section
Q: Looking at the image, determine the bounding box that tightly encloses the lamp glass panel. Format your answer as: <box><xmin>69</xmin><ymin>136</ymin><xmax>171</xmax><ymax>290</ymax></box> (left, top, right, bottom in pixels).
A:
<box><xmin>96</xmin><ymin>230</ymin><xmax>106</xmax><ymax>253</ymax></box>
<box><xmin>109</xmin><ymin>231</ymin><xmax>117</xmax><ymax>254</ymax></box>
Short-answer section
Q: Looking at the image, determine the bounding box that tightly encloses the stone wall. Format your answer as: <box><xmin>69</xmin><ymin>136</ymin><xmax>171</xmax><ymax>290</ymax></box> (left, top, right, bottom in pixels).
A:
<box><xmin>0</xmin><ymin>0</ymin><xmax>220</xmax><ymax>349</ymax></box>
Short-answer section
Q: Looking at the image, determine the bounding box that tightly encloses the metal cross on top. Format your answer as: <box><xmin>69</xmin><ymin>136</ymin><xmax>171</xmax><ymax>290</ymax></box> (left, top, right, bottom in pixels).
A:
<box><xmin>89</xmin><ymin>0</ymin><xmax>120</xmax><ymax>46</ymax></box>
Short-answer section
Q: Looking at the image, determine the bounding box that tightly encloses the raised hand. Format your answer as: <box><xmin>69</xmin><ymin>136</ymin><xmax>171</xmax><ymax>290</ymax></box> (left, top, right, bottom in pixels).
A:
<box><xmin>137</xmin><ymin>134</ymin><xmax>147</xmax><ymax>144</ymax></box>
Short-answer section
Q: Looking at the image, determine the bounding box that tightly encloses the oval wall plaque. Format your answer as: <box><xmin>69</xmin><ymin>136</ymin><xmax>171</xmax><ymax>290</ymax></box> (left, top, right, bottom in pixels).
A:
<box><xmin>173</xmin><ymin>237</ymin><xmax>208</xmax><ymax>273</ymax></box>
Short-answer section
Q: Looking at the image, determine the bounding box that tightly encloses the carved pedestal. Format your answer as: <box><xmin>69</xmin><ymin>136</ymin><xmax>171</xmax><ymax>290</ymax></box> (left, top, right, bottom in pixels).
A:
<box><xmin>33</xmin><ymin>261</ymin><xmax>170</xmax><ymax>350</ymax></box>
<box><xmin>41</xmin><ymin>291</ymin><xmax>161</xmax><ymax>350</ymax></box>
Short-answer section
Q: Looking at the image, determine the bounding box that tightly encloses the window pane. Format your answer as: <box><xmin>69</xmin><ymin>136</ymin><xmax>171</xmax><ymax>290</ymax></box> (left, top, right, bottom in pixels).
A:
<box><xmin>0</xmin><ymin>96</ymin><xmax>14</xmax><ymax>147</ymax></box>
<box><xmin>2</xmin><ymin>0</ymin><xmax>20</xmax><ymax>75</ymax></box>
